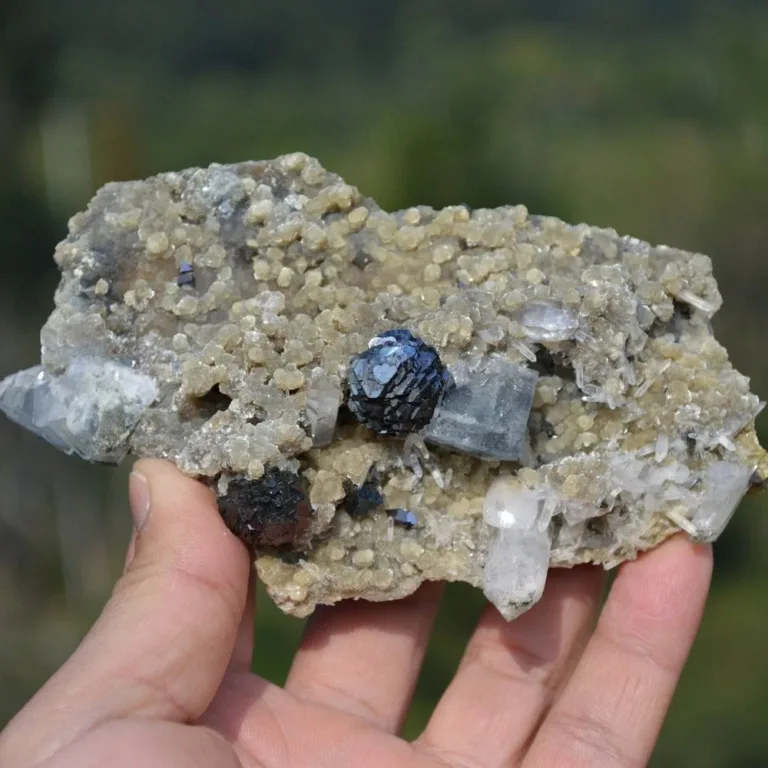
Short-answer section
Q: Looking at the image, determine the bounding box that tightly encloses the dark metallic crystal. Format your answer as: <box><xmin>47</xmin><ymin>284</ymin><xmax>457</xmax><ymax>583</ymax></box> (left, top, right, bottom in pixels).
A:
<box><xmin>346</xmin><ymin>329</ymin><xmax>450</xmax><ymax>437</ymax></box>
<box><xmin>343</xmin><ymin>473</ymin><xmax>384</xmax><ymax>517</ymax></box>
<box><xmin>217</xmin><ymin>468</ymin><xmax>312</xmax><ymax>548</ymax></box>
<box><xmin>388</xmin><ymin>508</ymin><xmax>418</xmax><ymax>529</ymax></box>
<box><xmin>177</xmin><ymin>260</ymin><xmax>195</xmax><ymax>287</ymax></box>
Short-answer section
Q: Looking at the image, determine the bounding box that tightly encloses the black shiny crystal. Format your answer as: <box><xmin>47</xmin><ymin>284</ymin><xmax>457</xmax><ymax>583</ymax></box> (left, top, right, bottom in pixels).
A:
<box><xmin>177</xmin><ymin>260</ymin><xmax>195</xmax><ymax>287</ymax></box>
<box><xmin>343</xmin><ymin>473</ymin><xmax>384</xmax><ymax>517</ymax></box>
<box><xmin>346</xmin><ymin>329</ymin><xmax>450</xmax><ymax>437</ymax></box>
<box><xmin>216</xmin><ymin>467</ymin><xmax>312</xmax><ymax>548</ymax></box>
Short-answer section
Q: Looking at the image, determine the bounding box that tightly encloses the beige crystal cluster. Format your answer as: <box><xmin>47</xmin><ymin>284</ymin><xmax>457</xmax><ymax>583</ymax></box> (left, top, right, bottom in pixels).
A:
<box><xmin>1</xmin><ymin>153</ymin><xmax>765</xmax><ymax>620</ymax></box>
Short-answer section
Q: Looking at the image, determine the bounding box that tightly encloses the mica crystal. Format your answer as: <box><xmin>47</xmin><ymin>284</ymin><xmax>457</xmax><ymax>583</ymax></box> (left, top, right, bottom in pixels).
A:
<box><xmin>0</xmin><ymin>152</ymin><xmax>765</xmax><ymax>621</ymax></box>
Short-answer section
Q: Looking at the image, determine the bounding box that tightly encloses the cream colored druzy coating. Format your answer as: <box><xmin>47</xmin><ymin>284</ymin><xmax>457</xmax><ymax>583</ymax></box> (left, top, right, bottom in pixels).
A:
<box><xmin>1</xmin><ymin>152</ymin><xmax>765</xmax><ymax>619</ymax></box>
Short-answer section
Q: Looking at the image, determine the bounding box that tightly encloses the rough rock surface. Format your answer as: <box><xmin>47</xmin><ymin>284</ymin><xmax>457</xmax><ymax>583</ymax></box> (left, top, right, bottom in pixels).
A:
<box><xmin>1</xmin><ymin>153</ymin><xmax>766</xmax><ymax>620</ymax></box>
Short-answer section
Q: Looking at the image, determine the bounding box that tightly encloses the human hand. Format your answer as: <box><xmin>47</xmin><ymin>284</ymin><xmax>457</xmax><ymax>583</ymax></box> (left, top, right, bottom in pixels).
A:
<box><xmin>0</xmin><ymin>459</ymin><xmax>712</xmax><ymax>768</ymax></box>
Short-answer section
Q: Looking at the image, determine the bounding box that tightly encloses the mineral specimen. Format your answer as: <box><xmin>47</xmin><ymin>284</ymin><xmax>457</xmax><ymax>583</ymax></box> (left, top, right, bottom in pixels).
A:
<box><xmin>343</xmin><ymin>471</ymin><xmax>384</xmax><ymax>517</ymax></box>
<box><xmin>423</xmin><ymin>356</ymin><xmax>537</xmax><ymax>461</ymax></box>
<box><xmin>0</xmin><ymin>152</ymin><xmax>765</xmax><ymax>621</ymax></box>
<box><xmin>176</xmin><ymin>259</ymin><xmax>195</xmax><ymax>287</ymax></box>
<box><xmin>388</xmin><ymin>508</ymin><xmax>419</xmax><ymax>529</ymax></box>
<box><xmin>347</xmin><ymin>328</ymin><xmax>450</xmax><ymax>436</ymax></box>
<box><xmin>217</xmin><ymin>468</ymin><xmax>313</xmax><ymax>548</ymax></box>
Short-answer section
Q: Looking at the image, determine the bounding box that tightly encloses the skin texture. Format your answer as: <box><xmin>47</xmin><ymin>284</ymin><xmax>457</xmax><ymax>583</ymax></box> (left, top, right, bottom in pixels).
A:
<box><xmin>0</xmin><ymin>459</ymin><xmax>713</xmax><ymax>768</ymax></box>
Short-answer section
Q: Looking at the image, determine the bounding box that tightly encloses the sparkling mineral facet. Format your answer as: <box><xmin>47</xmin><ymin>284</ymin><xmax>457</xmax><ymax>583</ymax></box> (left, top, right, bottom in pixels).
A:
<box><xmin>388</xmin><ymin>508</ymin><xmax>418</xmax><ymax>529</ymax></box>
<box><xmin>0</xmin><ymin>152</ymin><xmax>765</xmax><ymax>622</ymax></box>
<box><xmin>515</xmin><ymin>300</ymin><xmax>580</xmax><ymax>343</ymax></box>
<box><xmin>346</xmin><ymin>329</ymin><xmax>450</xmax><ymax>437</ymax></box>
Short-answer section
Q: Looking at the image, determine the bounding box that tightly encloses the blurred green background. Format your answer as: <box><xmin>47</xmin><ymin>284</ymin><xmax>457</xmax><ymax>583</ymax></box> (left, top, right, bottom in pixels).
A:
<box><xmin>2</xmin><ymin>1</ymin><xmax>768</xmax><ymax>764</ymax></box>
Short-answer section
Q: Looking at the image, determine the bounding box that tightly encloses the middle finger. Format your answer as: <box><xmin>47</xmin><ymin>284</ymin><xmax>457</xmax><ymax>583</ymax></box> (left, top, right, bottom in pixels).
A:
<box><xmin>416</xmin><ymin>565</ymin><xmax>604</xmax><ymax>768</ymax></box>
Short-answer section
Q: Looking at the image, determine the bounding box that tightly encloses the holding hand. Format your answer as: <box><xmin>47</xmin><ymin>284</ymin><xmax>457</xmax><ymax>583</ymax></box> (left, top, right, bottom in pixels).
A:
<box><xmin>0</xmin><ymin>459</ymin><xmax>712</xmax><ymax>768</ymax></box>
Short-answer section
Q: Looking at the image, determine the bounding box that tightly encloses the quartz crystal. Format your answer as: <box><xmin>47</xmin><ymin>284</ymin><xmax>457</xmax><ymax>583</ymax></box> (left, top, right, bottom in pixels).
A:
<box><xmin>514</xmin><ymin>300</ymin><xmax>580</xmax><ymax>343</ymax></box>
<box><xmin>482</xmin><ymin>478</ymin><xmax>552</xmax><ymax>618</ymax></box>
<box><xmin>0</xmin><ymin>152</ymin><xmax>765</xmax><ymax>621</ymax></box>
<box><xmin>305</xmin><ymin>370</ymin><xmax>341</xmax><ymax>448</ymax></box>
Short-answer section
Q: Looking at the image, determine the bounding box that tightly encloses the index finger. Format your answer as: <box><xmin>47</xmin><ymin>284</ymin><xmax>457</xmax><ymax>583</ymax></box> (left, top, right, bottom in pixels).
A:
<box><xmin>523</xmin><ymin>535</ymin><xmax>713</xmax><ymax>768</ymax></box>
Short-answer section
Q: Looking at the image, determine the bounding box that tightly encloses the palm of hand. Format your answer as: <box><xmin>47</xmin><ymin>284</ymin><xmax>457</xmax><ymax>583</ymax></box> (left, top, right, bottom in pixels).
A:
<box><xmin>0</xmin><ymin>461</ymin><xmax>712</xmax><ymax>768</ymax></box>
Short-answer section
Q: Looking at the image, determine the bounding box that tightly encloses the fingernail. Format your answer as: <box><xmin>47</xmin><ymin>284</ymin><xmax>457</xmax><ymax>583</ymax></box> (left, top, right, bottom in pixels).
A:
<box><xmin>129</xmin><ymin>471</ymin><xmax>151</xmax><ymax>531</ymax></box>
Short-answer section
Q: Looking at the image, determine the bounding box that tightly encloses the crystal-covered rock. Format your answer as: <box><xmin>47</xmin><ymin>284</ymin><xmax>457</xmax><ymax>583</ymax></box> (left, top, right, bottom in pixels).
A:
<box><xmin>0</xmin><ymin>360</ymin><xmax>157</xmax><ymax>463</ymax></box>
<box><xmin>0</xmin><ymin>153</ymin><xmax>764</xmax><ymax>622</ymax></box>
<box><xmin>423</xmin><ymin>357</ymin><xmax>538</xmax><ymax>461</ymax></box>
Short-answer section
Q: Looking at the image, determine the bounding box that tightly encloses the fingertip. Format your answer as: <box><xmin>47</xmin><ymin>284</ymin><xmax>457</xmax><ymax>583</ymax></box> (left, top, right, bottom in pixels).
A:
<box><xmin>129</xmin><ymin>458</ymin><xmax>234</xmax><ymax>542</ymax></box>
<box><xmin>132</xmin><ymin>458</ymin><xmax>218</xmax><ymax>507</ymax></box>
<box><xmin>605</xmin><ymin>534</ymin><xmax>713</xmax><ymax>636</ymax></box>
<box><xmin>125</xmin><ymin>458</ymin><xmax>250</xmax><ymax>599</ymax></box>
<box><xmin>623</xmin><ymin>533</ymin><xmax>713</xmax><ymax>583</ymax></box>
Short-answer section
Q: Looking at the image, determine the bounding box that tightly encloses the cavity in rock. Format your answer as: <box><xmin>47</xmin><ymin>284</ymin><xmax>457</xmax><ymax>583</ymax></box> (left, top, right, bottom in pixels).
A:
<box><xmin>343</xmin><ymin>473</ymin><xmax>384</xmax><ymax>517</ymax></box>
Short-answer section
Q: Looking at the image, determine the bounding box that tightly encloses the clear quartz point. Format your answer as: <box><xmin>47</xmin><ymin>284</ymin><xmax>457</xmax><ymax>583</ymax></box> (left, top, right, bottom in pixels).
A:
<box><xmin>481</xmin><ymin>477</ymin><xmax>552</xmax><ymax>619</ymax></box>
<box><xmin>305</xmin><ymin>370</ymin><xmax>341</xmax><ymax>447</ymax></box>
<box><xmin>516</xmin><ymin>300</ymin><xmax>579</xmax><ymax>342</ymax></box>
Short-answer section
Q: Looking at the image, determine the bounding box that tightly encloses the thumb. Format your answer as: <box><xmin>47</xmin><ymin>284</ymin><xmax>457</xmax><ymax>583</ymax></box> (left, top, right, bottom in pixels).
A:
<box><xmin>0</xmin><ymin>459</ymin><xmax>251</xmax><ymax>766</ymax></box>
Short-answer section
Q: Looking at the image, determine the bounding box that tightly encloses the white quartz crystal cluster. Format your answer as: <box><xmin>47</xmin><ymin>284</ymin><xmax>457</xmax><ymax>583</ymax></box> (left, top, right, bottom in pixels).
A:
<box><xmin>0</xmin><ymin>153</ymin><xmax>764</xmax><ymax>620</ymax></box>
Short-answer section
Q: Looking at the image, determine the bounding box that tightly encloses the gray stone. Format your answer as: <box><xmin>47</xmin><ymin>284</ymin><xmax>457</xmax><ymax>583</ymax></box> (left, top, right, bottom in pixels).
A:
<box><xmin>423</xmin><ymin>357</ymin><xmax>538</xmax><ymax>461</ymax></box>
